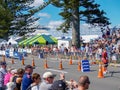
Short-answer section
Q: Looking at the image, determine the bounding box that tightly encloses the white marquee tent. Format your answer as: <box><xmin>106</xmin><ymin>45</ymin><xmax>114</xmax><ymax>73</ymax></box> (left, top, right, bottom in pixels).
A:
<box><xmin>7</xmin><ymin>37</ymin><xmax>18</xmax><ymax>45</ymax></box>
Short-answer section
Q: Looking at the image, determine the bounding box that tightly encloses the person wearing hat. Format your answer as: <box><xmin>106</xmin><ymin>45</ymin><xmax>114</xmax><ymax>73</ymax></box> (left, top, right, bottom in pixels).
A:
<box><xmin>0</xmin><ymin>61</ymin><xmax>7</xmax><ymax>90</ymax></box>
<box><xmin>77</xmin><ymin>75</ymin><xmax>90</xmax><ymax>90</ymax></box>
<box><xmin>39</xmin><ymin>72</ymin><xmax>56</xmax><ymax>90</ymax></box>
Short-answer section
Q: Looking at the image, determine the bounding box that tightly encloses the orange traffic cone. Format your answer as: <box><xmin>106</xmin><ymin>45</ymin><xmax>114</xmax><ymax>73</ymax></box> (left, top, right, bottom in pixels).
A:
<box><xmin>59</xmin><ymin>60</ymin><xmax>63</xmax><ymax>70</ymax></box>
<box><xmin>44</xmin><ymin>60</ymin><xmax>48</xmax><ymax>69</ymax></box>
<box><xmin>32</xmin><ymin>58</ymin><xmax>35</xmax><ymax>67</ymax></box>
<box><xmin>69</xmin><ymin>56</ymin><xmax>73</xmax><ymax>65</ymax></box>
<box><xmin>22</xmin><ymin>57</ymin><xmax>25</xmax><ymax>65</ymax></box>
<box><xmin>78</xmin><ymin>60</ymin><xmax>81</xmax><ymax>71</ymax></box>
<box><xmin>3</xmin><ymin>55</ymin><xmax>5</xmax><ymax>62</ymax></box>
<box><xmin>11</xmin><ymin>58</ymin><xmax>14</xmax><ymax>64</ymax></box>
<box><xmin>98</xmin><ymin>62</ymin><xmax>104</xmax><ymax>78</ymax></box>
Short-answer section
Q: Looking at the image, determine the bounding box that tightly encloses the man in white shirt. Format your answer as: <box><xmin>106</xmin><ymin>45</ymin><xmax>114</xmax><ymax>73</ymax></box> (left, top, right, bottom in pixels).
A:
<box><xmin>39</xmin><ymin>72</ymin><xmax>56</xmax><ymax>90</ymax></box>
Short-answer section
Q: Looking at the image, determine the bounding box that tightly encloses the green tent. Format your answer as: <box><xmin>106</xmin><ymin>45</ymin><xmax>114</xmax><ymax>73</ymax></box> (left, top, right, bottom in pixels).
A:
<box><xmin>28</xmin><ymin>35</ymin><xmax>57</xmax><ymax>45</ymax></box>
<box><xmin>29</xmin><ymin>36</ymin><xmax>46</xmax><ymax>45</ymax></box>
<box><xmin>23</xmin><ymin>35</ymin><xmax>41</xmax><ymax>45</ymax></box>
<box><xmin>50</xmin><ymin>36</ymin><xmax>58</xmax><ymax>44</ymax></box>
<box><xmin>18</xmin><ymin>37</ymin><xmax>33</xmax><ymax>45</ymax></box>
<box><xmin>42</xmin><ymin>35</ymin><xmax>55</xmax><ymax>44</ymax></box>
<box><xmin>18</xmin><ymin>35</ymin><xmax>57</xmax><ymax>45</ymax></box>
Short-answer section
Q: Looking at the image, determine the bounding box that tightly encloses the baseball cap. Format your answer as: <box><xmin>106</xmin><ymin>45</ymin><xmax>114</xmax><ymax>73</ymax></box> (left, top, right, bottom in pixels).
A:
<box><xmin>43</xmin><ymin>72</ymin><xmax>56</xmax><ymax>79</ymax></box>
<box><xmin>49</xmin><ymin>80</ymin><xmax>67</xmax><ymax>90</ymax></box>
<box><xmin>0</xmin><ymin>61</ymin><xmax>7</xmax><ymax>65</ymax></box>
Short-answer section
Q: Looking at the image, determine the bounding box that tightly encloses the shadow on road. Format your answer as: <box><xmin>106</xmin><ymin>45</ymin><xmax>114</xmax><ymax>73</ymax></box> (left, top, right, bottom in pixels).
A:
<box><xmin>109</xmin><ymin>71</ymin><xmax>120</xmax><ymax>79</ymax></box>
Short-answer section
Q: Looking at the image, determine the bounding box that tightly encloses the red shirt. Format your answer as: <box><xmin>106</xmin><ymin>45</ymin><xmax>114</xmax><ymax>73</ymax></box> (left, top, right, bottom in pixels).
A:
<box><xmin>102</xmin><ymin>51</ymin><xmax>108</xmax><ymax>63</ymax></box>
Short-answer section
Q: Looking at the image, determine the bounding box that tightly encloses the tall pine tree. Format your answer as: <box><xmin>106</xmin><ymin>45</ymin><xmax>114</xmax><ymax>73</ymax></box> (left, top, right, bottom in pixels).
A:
<box><xmin>0</xmin><ymin>0</ymin><xmax>13</xmax><ymax>39</ymax></box>
<box><xmin>0</xmin><ymin>0</ymin><xmax>51</xmax><ymax>38</ymax></box>
<box><xmin>8</xmin><ymin>0</ymin><xmax>51</xmax><ymax>36</ymax></box>
<box><xmin>50</xmin><ymin>0</ymin><xmax>110</xmax><ymax>48</ymax></box>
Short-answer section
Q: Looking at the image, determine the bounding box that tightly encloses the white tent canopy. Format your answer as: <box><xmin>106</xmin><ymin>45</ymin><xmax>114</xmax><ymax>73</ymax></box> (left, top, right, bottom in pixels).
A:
<box><xmin>7</xmin><ymin>37</ymin><xmax>18</xmax><ymax>45</ymax></box>
<box><xmin>81</xmin><ymin>35</ymin><xmax>99</xmax><ymax>43</ymax></box>
<box><xmin>0</xmin><ymin>40</ymin><xmax>7</xmax><ymax>45</ymax></box>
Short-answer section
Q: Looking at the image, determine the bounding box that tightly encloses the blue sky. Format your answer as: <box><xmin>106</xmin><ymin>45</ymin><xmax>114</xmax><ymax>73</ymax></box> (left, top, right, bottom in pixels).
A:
<box><xmin>33</xmin><ymin>0</ymin><xmax>120</xmax><ymax>27</ymax></box>
<box><xmin>31</xmin><ymin>0</ymin><xmax>120</xmax><ymax>37</ymax></box>
<box><xmin>95</xmin><ymin>0</ymin><xmax>120</xmax><ymax>26</ymax></box>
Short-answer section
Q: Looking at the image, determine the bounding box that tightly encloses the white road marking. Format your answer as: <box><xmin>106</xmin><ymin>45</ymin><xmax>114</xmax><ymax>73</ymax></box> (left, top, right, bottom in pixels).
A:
<box><xmin>46</xmin><ymin>68</ymin><xmax>68</xmax><ymax>73</ymax></box>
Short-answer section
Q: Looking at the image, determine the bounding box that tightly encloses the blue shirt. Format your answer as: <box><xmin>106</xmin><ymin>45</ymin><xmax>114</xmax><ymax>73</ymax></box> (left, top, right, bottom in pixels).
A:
<box><xmin>22</xmin><ymin>73</ymin><xmax>33</xmax><ymax>90</ymax></box>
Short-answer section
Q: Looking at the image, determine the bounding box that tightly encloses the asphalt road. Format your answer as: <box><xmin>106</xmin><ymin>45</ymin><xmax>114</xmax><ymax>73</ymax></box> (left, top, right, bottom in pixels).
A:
<box><xmin>1</xmin><ymin>55</ymin><xmax>120</xmax><ymax>90</ymax></box>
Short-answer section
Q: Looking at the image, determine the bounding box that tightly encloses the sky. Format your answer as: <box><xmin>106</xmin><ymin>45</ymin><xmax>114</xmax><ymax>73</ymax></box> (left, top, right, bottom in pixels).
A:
<box><xmin>32</xmin><ymin>0</ymin><xmax>120</xmax><ymax>27</ymax></box>
<box><xmin>95</xmin><ymin>0</ymin><xmax>120</xmax><ymax>26</ymax></box>
<box><xmin>31</xmin><ymin>0</ymin><xmax>120</xmax><ymax>37</ymax></box>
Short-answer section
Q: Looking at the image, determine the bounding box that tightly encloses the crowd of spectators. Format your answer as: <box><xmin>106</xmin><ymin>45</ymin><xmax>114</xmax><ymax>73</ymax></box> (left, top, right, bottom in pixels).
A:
<box><xmin>0</xmin><ymin>28</ymin><xmax>119</xmax><ymax>90</ymax></box>
<box><xmin>0</xmin><ymin>61</ymin><xmax>90</xmax><ymax>90</ymax></box>
<box><xmin>0</xmin><ymin>29</ymin><xmax>119</xmax><ymax>64</ymax></box>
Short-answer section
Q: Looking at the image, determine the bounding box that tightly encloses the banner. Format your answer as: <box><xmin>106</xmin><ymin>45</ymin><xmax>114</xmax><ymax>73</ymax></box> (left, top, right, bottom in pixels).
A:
<box><xmin>13</xmin><ymin>51</ymin><xmax>19</xmax><ymax>58</ymax></box>
<box><xmin>81</xmin><ymin>60</ymin><xmax>90</xmax><ymax>72</ymax></box>
<box><xmin>5</xmin><ymin>50</ymin><xmax>10</xmax><ymax>58</ymax></box>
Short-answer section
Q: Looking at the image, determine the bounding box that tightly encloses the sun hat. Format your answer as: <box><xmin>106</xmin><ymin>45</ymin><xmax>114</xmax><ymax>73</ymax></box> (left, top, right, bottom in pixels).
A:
<box><xmin>43</xmin><ymin>72</ymin><xmax>56</xmax><ymax>79</ymax></box>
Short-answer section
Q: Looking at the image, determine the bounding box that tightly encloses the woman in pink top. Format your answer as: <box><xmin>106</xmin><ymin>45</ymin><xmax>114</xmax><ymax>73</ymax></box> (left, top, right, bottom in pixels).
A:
<box><xmin>4</xmin><ymin>68</ymin><xmax>13</xmax><ymax>85</ymax></box>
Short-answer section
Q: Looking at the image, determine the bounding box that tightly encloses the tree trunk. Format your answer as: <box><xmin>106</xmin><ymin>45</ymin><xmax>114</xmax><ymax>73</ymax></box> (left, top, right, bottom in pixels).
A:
<box><xmin>71</xmin><ymin>1</ymin><xmax>80</xmax><ymax>48</ymax></box>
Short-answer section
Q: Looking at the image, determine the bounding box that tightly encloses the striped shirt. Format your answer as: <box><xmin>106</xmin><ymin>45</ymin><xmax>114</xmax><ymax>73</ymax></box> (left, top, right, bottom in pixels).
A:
<box><xmin>0</xmin><ymin>68</ymin><xmax>7</xmax><ymax>87</ymax></box>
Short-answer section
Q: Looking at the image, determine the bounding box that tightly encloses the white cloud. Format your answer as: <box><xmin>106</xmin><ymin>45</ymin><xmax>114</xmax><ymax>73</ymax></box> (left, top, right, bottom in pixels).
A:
<box><xmin>46</xmin><ymin>20</ymin><xmax>73</xmax><ymax>37</ymax></box>
<box><xmin>29</xmin><ymin>21</ymin><xmax>40</xmax><ymax>28</ymax></box>
<box><xmin>38</xmin><ymin>13</ymin><xmax>51</xmax><ymax>18</ymax></box>
<box><xmin>80</xmin><ymin>23</ymin><xmax>102</xmax><ymax>35</ymax></box>
<box><xmin>48</xmin><ymin>20</ymin><xmax>63</xmax><ymax>29</ymax></box>
<box><xmin>31</xmin><ymin>0</ymin><xmax>44</xmax><ymax>7</ymax></box>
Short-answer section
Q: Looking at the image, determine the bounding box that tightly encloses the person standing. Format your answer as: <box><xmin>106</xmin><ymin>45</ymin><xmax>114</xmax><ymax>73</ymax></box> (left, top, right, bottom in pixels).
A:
<box><xmin>39</xmin><ymin>72</ymin><xmax>56</xmax><ymax>90</ymax></box>
<box><xmin>4</xmin><ymin>67</ymin><xmax>13</xmax><ymax>86</ymax></box>
<box><xmin>10</xmin><ymin>68</ymin><xmax>25</xmax><ymax>90</ymax></box>
<box><xmin>0</xmin><ymin>61</ymin><xmax>7</xmax><ymax>90</ymax></box>
<box><xmin>102</xmin><ymin>48</ymin><xmax>109</xmax><ymax>74</ymax></box>
<box><xmin>97</xmin><ymin>46</ymin><xmax>102</xmax><ymax>61</ymax></box>
<box><xmin>77</xmin><ymin>76</ymin><xmax>90</xmax><ymax>90</ymax></box>
<box><xmin>26</xmin><ymin>73</ymin><xmax>41</xmax><ymax>90</ymax></box>
<box><xmin>22</xmin><ymin>65</ymin><xmax>33</xmax><ymax>90</ymax></box>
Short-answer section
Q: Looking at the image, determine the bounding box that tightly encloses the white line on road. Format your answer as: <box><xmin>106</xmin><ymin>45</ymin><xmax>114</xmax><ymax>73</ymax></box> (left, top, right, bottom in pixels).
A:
<box><xmin>46</xmin><ymin>68</ymin><xmax>68</xmax><ymax>73</ymax></box>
